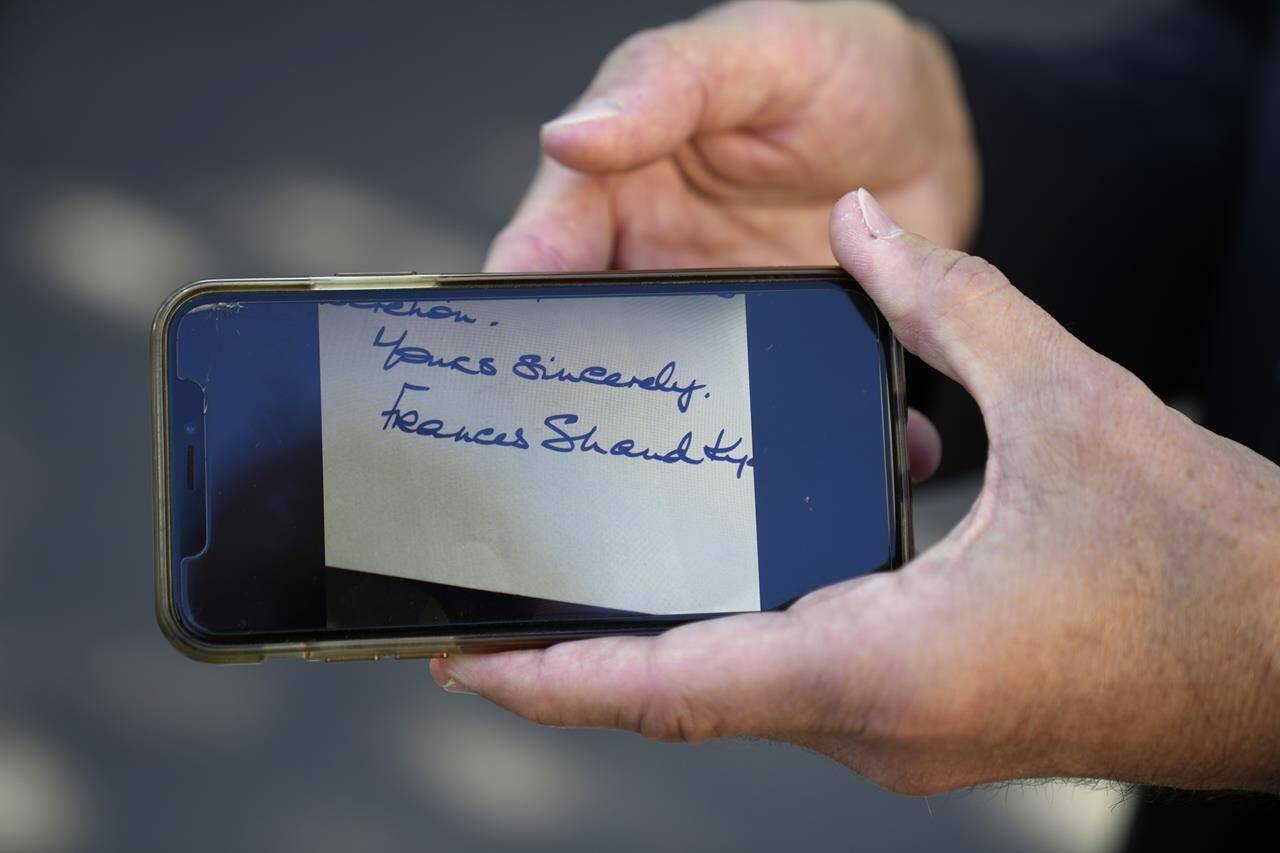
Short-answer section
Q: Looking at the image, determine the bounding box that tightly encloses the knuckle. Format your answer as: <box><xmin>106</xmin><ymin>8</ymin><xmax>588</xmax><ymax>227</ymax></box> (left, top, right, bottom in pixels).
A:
<box><xmin>634</xmin><ymin>692</ymin><xmax>720</xmax><ymax>744</ymax></box>
<box><xmin>710</xmin><ymin>0</ymin><xmax>807</xmax><ymax>27</ymax></box>
<box><xmin>928</xmin><ymin>251</ymin><xmax>1009</xmax><ymax>312</ymax></box>
<box><xmin>628</xmin><ymin>633</ymin><xmax>727</xmax><ymax>744</ymax></box>
<box><xmin>608</xmin><ymin>27</ymin><xmax>704</xmax><ymax>104</ymax></box>
<box><xmin>613</xmin><ymin>27</ymin><xmax>682</xmax><ymax>67</ymax></box>
<box><xmin>516</xmin><ymin>655</ymin><xmax>567</xmax><ymax>728</ymax></box>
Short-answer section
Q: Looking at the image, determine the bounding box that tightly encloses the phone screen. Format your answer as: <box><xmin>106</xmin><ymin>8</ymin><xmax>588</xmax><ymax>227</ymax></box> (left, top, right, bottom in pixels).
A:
<box><xmin>165</xmin><ymin>275</ymin><xmax>904</xmax><ymax>643</ymax></box>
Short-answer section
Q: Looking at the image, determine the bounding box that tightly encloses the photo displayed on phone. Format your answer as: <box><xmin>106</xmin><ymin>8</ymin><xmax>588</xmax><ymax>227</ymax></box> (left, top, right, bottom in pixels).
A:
<box><xmin>165</xmin><ymin>276</ymin><xmax>904</xmax><ymax>643</ymax></box>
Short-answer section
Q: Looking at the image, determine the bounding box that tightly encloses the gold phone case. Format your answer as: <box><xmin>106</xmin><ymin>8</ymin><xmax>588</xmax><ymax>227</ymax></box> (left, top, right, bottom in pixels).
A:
<box><xmin>152</xmin><ymin>269</ymin><xmax>913</xmax><ymax>663</ymax></box>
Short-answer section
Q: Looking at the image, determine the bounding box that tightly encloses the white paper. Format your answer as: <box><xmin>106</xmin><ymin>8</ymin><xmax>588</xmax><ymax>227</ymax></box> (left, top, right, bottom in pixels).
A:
<box><xmin>317</xmin><ymin>293</ymin><xmax>759</xmax><ymax>614</ymax></box>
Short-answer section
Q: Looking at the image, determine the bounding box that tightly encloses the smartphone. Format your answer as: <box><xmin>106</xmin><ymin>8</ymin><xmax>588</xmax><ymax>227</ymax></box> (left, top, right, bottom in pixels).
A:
<box><xmin>152</xmin><ymin>269</ymin><xmax>912</xmax><ymax>662</ymax></box>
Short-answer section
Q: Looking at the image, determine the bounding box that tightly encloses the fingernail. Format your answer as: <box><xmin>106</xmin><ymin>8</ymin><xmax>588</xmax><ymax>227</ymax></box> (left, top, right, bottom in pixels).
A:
<box><xmin>544</xmin><ymin>97</ymin><xmax>622</xmax><ymax>129</ymax></box>
<box><xmin>857</xmin><ymin>187</ymin><xmax>903</xmax><ymax>239</ymax></box>
<box><xmin>431</xmin><ymin>660</ymin><xmax>475</xmax><ymax>695</ymax></box>
<box><xmin>440</xmin><ymin>676</ymin><xmax>475</xmax><ymax>695</ymax></box>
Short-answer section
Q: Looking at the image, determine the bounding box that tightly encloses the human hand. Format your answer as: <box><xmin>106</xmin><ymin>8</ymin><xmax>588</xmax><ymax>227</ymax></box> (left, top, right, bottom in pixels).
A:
<box><xmin>434</xmin><ymin>188</ymin><xmax>1280</xmax><ymax>794</ymax></box>
<box><xmin>485</xmin><ymin>0</ymin><xmax>978</xmax><ymax>273</ymax></box>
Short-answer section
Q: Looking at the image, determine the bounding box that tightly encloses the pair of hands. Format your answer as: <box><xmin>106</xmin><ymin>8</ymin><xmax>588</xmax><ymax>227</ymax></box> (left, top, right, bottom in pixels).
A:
<box><xmin>431</xmin><ymin>1</ymin><xmax>1280</xmax><ymax>794</ymax></box>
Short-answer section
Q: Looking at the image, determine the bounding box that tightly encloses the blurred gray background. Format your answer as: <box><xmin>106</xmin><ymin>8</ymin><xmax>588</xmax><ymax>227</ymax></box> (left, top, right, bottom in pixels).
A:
<box><xmin>0</xmin><ymin>2</ymin><xmax>1162</xmax><ymax>851</ymax></box>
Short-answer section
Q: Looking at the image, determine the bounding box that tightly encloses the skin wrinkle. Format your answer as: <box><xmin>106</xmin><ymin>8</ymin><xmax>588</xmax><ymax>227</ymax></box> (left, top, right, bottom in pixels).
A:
<box><xmin>610</xmin><ymin>166</ymin><xmax>705</xmax><ymax>266</ymax></box>
<box><xmin>676</xmin><ymin>138</ymin><xmax>751</xmax><ymax>201</ymax></box>
<box><xmin>616</xmin><ymin>162</ymin><xmax>832</xmax><ymax>267</ymax></box>
<box><xmin>586</xmin><ymin>30</ymin><xmax>706</xmax><ymax>164</ymax></box>
<box><xmin>636</xmin><ymin>629</ymin><xmax>699</xmax><ymax>740</ymax></box>
<box><xmin>528</xmin><ymin>650</ymin><xmax>562</xmax><ymax>728</ymax></box>
<box><xmin>853</xmin><ymin>573</ymin><xmax>963</xmax><ymax>741</ymax></box>
<box><xmin>667</xmin><ymin>144</ymin><xmax>789</xmax><ymax>247</ymax></box>
<box><xmin>680</xmin><ymin>133</ymin><xmax>824</xmax><ymax>203</ymax></box>
<box><xmin>499</xmin><ymin>226</ymin><xmax>575</xmax><ymax>273</ymax></box>
<box><xmin>969</xmin><ymin>331</ymin><xmax>1068</xmax><ymax>453</ymax></box>
<box><xmin>714</xmin><ymin>204</ymin><xmax>815</xmax><ymax>259</ymax></box>
<box><xmin>813</xmin><ymin>6</ymin><xmax>932</xmax><ymax>193</ymax></box>
<box><xmin>651</xmin><ymin>631</ymin><xmax>720</xmax><ymax>742</ymax></box>
<box><xmin>916</xmin><ymin>252</ymin><xmax>1022</xmax><ymax>398</ymax></box>
<box><xmin>847</xmin><ymin>21</ymin><xmax>923</xmax><ymax>185</ymax></box>
<box><xmin>796</xmin><ymin>596</ymin><xmax>884</xmax><ymax>740</ymax></box>
<box><xmin>630</xmin><ymin>29</ymin><xmax>711</xmax><ymax>134</ymax></box>
<box><xmin>688</xmin><ymin>3</ymin><xmax>825</xmax><ymax>129</ymax></box>
<box><xmin>808</xmin><ymin>40</ymin><xmax>892</xmax><ymax>183</ymax></box>
<box><xmin>629</xmin><ymin>640</ymin><xmax>666</xmax><ymax>738</ymax></box>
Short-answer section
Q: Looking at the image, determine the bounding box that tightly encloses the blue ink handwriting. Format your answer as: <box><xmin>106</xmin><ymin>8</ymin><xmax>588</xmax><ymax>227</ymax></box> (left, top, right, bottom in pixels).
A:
<box><xmin>328</xmin><ymin>300</ymin><xmax>480</xmax><ymax>325</ymax></box>
<box><xmin>381</xmin><ymin>383</ymin><xmax>529</xmax><ymax>450</ymax></box>
<box><xmin>372</xmin><ymin>326</ymin><xmax>497</xmax><ymax>376</ymax></box>
<box><xmin>512</xmin><ymin>355</ymin><xmax>707</xmax><ymax>413</ymax></box>
<box><xmin>541</xmin><ymin>414</ymin><xmax>754</xmax><ymax>478</ymax></box>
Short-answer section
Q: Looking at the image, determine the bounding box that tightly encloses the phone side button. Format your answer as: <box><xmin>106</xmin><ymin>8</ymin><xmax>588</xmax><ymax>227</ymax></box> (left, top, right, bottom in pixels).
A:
<box><xmin>331</xmin><ymin>271</ymin><xmax>419</xmax><ymax>277</ymax></box>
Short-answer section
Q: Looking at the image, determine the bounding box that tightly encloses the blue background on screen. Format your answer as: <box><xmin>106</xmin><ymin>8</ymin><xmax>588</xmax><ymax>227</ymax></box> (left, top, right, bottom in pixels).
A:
<box><xmin>746</xmin><ymin>289</ymin><xmax>891</xmax><ymax>608</ymax></box>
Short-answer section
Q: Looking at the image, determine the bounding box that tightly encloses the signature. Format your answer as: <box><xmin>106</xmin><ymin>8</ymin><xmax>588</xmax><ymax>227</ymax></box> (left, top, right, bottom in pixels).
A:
<box><xmin>380</xmin><ymin>383</ymin><xmax>529</xmax><ymax>450</ymax></box>
<box><xmin>378</xmin><ymin>383</ymin><xmax>753</xmax><ymax>479</ymax></box>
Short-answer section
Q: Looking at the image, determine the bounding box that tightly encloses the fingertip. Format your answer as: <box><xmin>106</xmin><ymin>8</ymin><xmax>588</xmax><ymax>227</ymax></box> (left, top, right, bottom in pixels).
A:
<box><xmin>428</xmin><ymin>656</ymin><xmax>475</xmax><ymax>695</ymax></box>
<box><xmin>484</xmin><ymin>160</ymin><xmax>615</xmax><ymax>273</ymax></box>
<box><xmin>830</xmin><ymin>188</ymin><xmax>864</xmax><ymax>225</ymax></box>
<box><xmin>542</xmin><ymin>97</ymin><xmax>623</xmax><ymax>132</ymax></box>
<box><xmin>437</xmin><ymin>651</ymin><xmax>491</xmax><ymax>683</ymax></box>
<box><xmin>829</xmin><ymin>189</ymin><xmax>863</xmax><ymax>231</ymax></box>
<box><xmin>539</xmin><ymin>102</ymin><xmax>624</xmax><ymax>172</ymax></box>
<box><xmin>906</xmin><ymin>408</ymin><xmax>943</xmax><ymax>482</ymax></box>
<box><xmin>828</xmin><ymin>189</ymin><xmax>940</xmax><ymax>359</ymax></box>
<box><xmin>540</xmin><ymin>92</ymin><xmax>667</xmax><ymax>174</ymax></box>
<box><xmin>828</xmin><ymin>189</ymin><xmax>874</xmax><ymax>272</ymax></box>
<box><xmin>830</xmin><ymin>188</ymin><xmax>908</xmax><ymax>266</ymax></box>
<box><xmin>481</xmin><ymin>242</ymin><xmax>532</xmax><ymax>274</ymax></box>
<box><xmin>428</xmin><ymin>656</ymin><xmax>449</xmax><ymax>686</ymax></box>
<box><xmin>483</xmin><ymin>226</ymin><xmax>579</xmax><ymax>274</ymax></box>
<box><xmin>432</xmin><ymin>651</ymin><xmax>516</xmax><ymax>697</ymax></box>
<box><xmin>539</xmin><ymin>77</ymin><xmax>699</xmax><ymax>172</ymax></box>
<box><xmin>480</xmin><ymin>246</ymin><xmax>518</xmax><ymax>274</ymax></box>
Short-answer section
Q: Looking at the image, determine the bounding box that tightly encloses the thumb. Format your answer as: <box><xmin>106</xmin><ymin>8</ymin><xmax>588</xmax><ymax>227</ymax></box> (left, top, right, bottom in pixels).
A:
<box><xmin>830</xmin><ymin>188</ymin><xmax>1073</xmax><ymax>411</ymax></box>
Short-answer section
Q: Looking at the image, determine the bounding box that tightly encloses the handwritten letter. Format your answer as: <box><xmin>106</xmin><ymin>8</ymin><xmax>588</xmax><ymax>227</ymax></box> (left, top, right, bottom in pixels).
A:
<box><xmin>318</xmin><ymin>294</ymin><xmax>760</xmax><ymax>614</ymax></box>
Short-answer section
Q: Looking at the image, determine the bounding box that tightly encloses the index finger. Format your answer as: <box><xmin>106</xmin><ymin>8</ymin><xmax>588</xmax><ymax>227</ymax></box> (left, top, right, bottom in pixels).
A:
<box><xmin>483</xmin><ymin>158</ymin><xmax>615</xmax><ymax>273</ymax></box>
<box><xmin>428</xmin><ymin>607</ymin><xmax>839</xmax><ymax>743</ymax></box>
